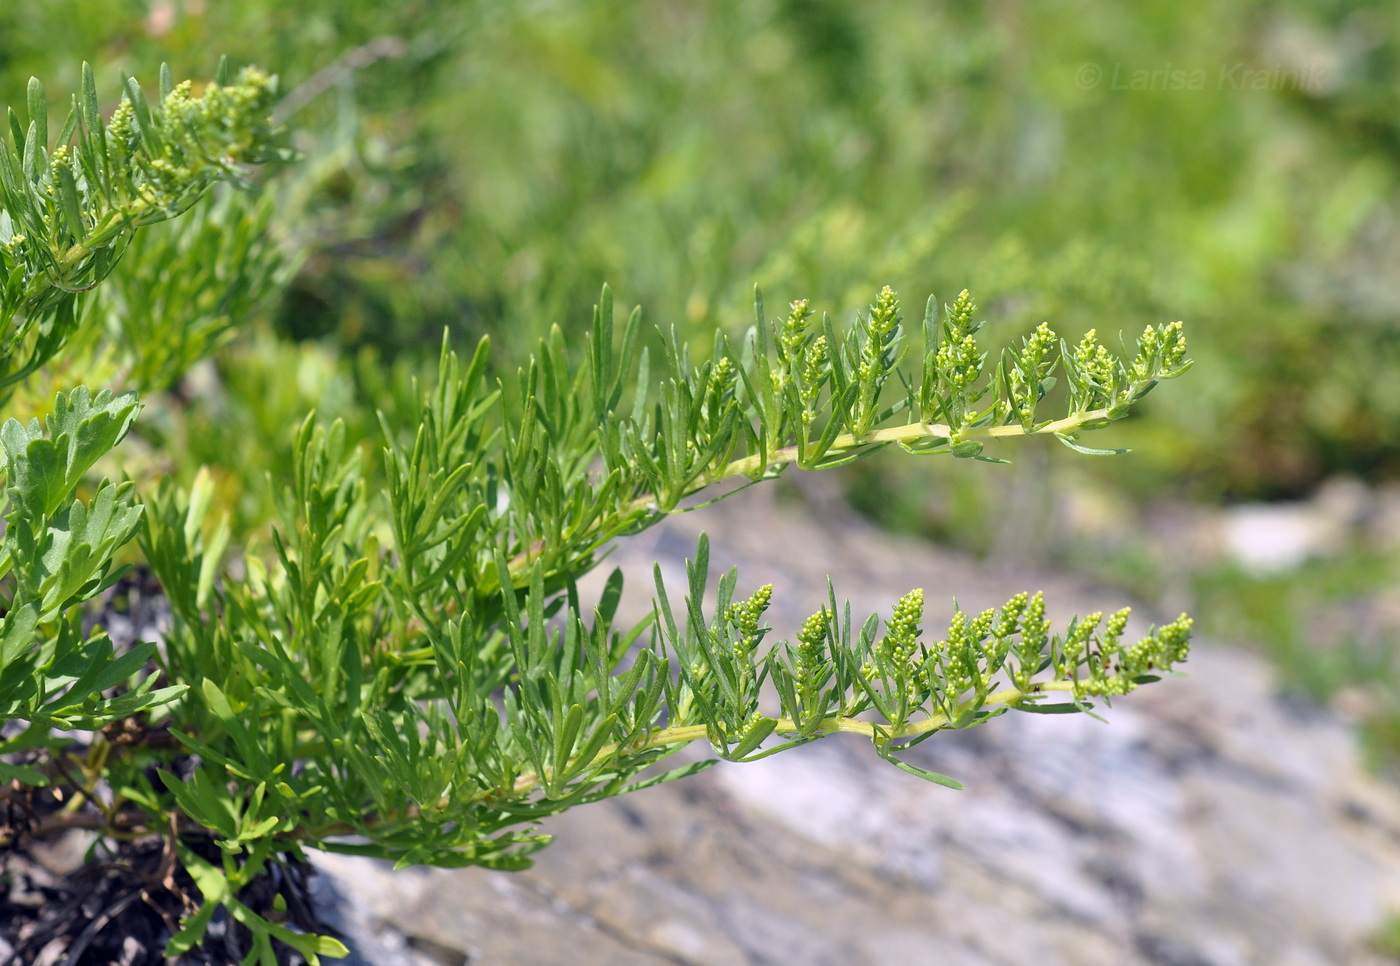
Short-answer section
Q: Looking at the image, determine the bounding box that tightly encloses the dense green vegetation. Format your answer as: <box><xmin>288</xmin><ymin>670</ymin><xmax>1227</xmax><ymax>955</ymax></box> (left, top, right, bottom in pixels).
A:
<box><xmin>0</xmin><ymin>51</ymin><xmax>1202</xmax><ymax>958</ymax></box>
<box><xmin>4</xmin><ymin>0</ymin><xmax>1398</xmax><ymax>750</ymax></box>
<box><xmin>2</xmin><ymin>0</ymin><xmax>1399</xmax><ymax>958</ymax></box>
<box><xmin>5</xmin><ymin>0</ymin><xmax>1399</xmax><ymax>502</ymax></box>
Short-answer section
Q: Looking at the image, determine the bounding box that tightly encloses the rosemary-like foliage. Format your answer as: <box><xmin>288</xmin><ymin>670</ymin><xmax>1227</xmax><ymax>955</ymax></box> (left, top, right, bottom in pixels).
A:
<box><xmin>0</xmin><ymin>66</ymin><xmax>1192</xmax><ymax>962</ymax></box>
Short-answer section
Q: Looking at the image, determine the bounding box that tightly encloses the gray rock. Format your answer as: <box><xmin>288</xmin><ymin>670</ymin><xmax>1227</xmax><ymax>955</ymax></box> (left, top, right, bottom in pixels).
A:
<box><xmin>315</xmin><ymin>493</ymin><xmax>1400</xmax><ymax>965</ymax></box>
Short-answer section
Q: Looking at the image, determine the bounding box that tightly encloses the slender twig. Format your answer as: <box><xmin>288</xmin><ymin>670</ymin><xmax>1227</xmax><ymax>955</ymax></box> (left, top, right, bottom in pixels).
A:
<box><xmin>292</xmin><ymin>681</ymin><xmax>1067</xmax><ymax>844</ymax></box>
<box><xmin>620</xmin><ymin>408</ymin><xmax>1114</xmax><ymax>515</ymax></box>
<box><xmin>503</xmin><ymin>408</ymin><xmax>1115</xmax><ymax>578</ymax></box>
<box><xmin>491</xmin><ymin>683</ymin><xmax>1057</xmax><ymax>801</ymax></box>
<box><xmin>270</xmin><ymin>37</ymin><xmax>409</xmax><ymax>125</ymax></box>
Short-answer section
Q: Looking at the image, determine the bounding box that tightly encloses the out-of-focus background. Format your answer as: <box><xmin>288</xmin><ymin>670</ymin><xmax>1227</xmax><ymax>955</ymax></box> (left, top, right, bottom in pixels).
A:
<box><xmin>5</xmin><ymin>0</ymin><xmax>1400</xmax><ymax>958</ymax></box>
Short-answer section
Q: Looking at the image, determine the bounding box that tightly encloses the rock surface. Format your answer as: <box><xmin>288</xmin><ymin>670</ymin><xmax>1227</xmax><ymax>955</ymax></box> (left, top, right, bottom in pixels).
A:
<box><xmin>313</xmin><ymin>490</ymin><xmax>1400</xmax><ymax>966</ymax></box>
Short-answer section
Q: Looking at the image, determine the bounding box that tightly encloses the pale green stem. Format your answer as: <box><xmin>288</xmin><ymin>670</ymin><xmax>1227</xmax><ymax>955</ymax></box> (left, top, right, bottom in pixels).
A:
<box><xmin>502</xmin><ymin>407</ymin><xmax>1114</xmax><ymax>583</ymax></box>
<box><xmin>495</xmin><ymin>683</ymin><xmax>1063</xmax><ymax>801</ymax></box>
<box><xmin>290</xmin><ymin>681</ymin><xmax>1081</xmax><ymax>842</ymax></box>
<box><xmin>618</xmin><ymin>408</ymin><xmax>1113</xmax><ymax>516</ymax></box>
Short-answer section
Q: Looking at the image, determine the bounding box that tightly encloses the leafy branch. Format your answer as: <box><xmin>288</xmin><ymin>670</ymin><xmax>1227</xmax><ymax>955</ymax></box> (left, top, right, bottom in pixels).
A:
<box><xmin>0</xmin><ymin>65</ymin><xmax>1199</xmax><ymax>962</ymax></box>
<box><xmin>0</xmin><ymin>388</ymin><xmax>184</xmax><ymax>784</ymax></box>
<box><xmin>480</xmin><ymin>540</ymin><xmax>1191</xmax><ymax>799</ymax></box>
<box><xmin>0</xmin><ymin>280</ymin><xmax>1196</xmax><ymax>957</ymax></box>
<box><xmin>0</xmin><ymin>61</ymin><xmax>285</xmax><ymax>401</ymax></box>
<box><xmin>490</xmin><ymin>284</ymin><xmax>1188</xmax><ymax>590</ymax></box>
<box><xmin>133</xmin><ymin>287</ymin><xmax>1190</xmax><ymax>855</ymax></box>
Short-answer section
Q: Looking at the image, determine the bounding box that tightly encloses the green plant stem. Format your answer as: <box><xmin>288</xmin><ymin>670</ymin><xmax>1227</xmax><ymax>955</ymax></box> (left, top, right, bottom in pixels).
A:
<box><xmin>30</xmin><ymin>195</ymin><xmax>185</xmax><ymax>300</ymax></box>
<box><xmin>491</xmin><ymin>681</ymin><xmax>1075</xmax><ymax>802</ymax></box>
<box><xmin>23</xmin><ymin>678</ymin><xmax>1076</xmax><ymax>849</ymax></box>
<box><xmin>503</xmin><ymin>409</ymin><xmax>1115</xmax><ymax>580</ymax></box>
<box><xmin>620</xmin><ymin>408</ymin><xmax>1114</xmax><ymax>516</ymax></box>
<box><xmin>285</xmin><ymin>681</ymin><xmax>1074</xmax><ymax>845</ymax></box>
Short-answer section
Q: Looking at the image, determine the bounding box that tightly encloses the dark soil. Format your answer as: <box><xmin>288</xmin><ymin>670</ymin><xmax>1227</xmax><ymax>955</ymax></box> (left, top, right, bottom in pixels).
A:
<box><xmin>0</xmin><ymin>830</ymin><xmax>334</xmax><ymax>965</ymax></box>
<box><xmin>0</xmin><ymin>570</ymin><xmax>343</xmax><ymax>965</ymax></box>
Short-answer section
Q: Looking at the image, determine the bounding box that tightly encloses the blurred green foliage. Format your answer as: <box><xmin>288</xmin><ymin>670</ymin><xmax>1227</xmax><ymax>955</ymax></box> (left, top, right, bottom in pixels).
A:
<box><xmin>3</xmin><ymin>0</ymin><xmax>1399</xmax><ymax>515</ymax></box>
<box><xmin>1193</xmin><ymin>553</ymin><xmax>1399</xmax><ymax>697</ymax></box>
